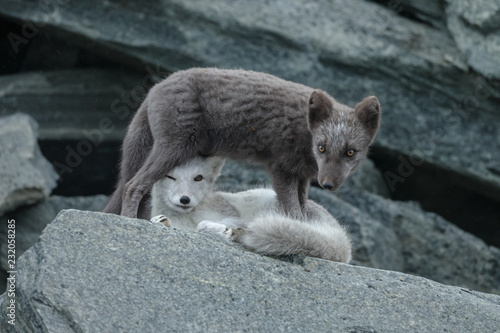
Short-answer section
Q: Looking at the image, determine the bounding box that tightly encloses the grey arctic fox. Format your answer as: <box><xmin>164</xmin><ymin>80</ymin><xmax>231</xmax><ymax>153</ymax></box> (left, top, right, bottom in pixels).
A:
<box><xmin>149</xmin><ymin>156</ymin><xmax>352</xmax><ymax>263</ymax></box>
<box><xmin>103</xmin><ymin>68</ymin><xmax>381</xmax><ymax>219</ymax></box>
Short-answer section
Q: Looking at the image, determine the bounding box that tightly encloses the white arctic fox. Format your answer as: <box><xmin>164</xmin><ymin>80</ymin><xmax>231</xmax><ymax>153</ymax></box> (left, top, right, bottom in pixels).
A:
<box><xmin>150</xmin><ymin>157</ymin><xmax>352</xmax><ymax>263</ymax></box>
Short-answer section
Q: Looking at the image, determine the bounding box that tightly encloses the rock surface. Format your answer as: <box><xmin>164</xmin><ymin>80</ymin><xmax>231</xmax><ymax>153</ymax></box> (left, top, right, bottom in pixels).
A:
<box><xmin>394</xmin><ymin>0</ymin><xmax>446</xmax><ymax>28</ymax></box>
<box><xmin>0</xmin><ymin>195</ymin><xmax>108</xmax><ymax>275</ymax></box>
<box><xmin>329</xmin><ymin>189</ymin><xmax>500</xmax><ymax>295</ymax></box>
<box><xmin>0</xmin><ymin>0</ymin><xmax>499</xmax><ymax>205</ymax></box>
<box><xmin>1</xmin><ymin>209</ymin><xmax>499</xmax><ymax>333</ymax></box>
<box><xmin>446</xmin><ymin>0</ymin><xmax>500</xmax><ymax>80</ymax></box>
<box><xmin>0</xmin><ymin>114</ymin><xmax>58</xmax><ymax>215</ymax></box>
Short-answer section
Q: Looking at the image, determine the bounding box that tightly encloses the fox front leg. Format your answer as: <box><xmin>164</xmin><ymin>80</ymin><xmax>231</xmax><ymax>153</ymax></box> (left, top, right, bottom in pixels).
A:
<box><xmin>150</xmin><ymin>215</ymin><xmax>171</xmax><ymax>227</ymax></box>
<box><xmin>270</xmin><ymin>171</ymin><xmax>306</xmax><ymax>220</ymax></box>
<box><xmin>297</xmin><ymin>177</ymin><xmax>310</xmax><ymax>213</ymax></box>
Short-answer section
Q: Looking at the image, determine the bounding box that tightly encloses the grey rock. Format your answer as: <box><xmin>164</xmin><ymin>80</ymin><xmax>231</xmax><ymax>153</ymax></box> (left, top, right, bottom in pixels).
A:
<box><xmin>18</xmin><ymin>31</ymin><xmax>79</xmax><ymax>72</ymax></box>
<box><xmin>0</xmin><ymin>114</ymin><xmax>58</xmax><ymax>215</ymax></box>
<box><xmin>0</xmin><ymin>195</ymin><xmax>108</xmax><ymax>274</ymax></box>
<box><xmin>0</xmin><ymin>69</ymin><xmax>144</xmax><ymax>141</ymax></box>
<box><xmin>216</xmin><ymin>159</ymin><xmax>271</xmax><ymax>192</ymax></box>
<box><xmin>343</xmin><ymin>158</ymin><xmax>390</xmax><ymax>198</ymax></box>
<box><xmin>1</xmin><ymin>209</ymin><xmax>499</xmax><ymax>333</ymax></box>
<box><xmin>446</xmin><ymin>0</ymin><xmax>500</xmax><ymax>80</ymax></box>
<box><xmin>335</xmin><ymin>189</ymin><xmax>500</xmax><ymax>295</ymax></box>
<box><xmin>1</xmin><ymin>0</ymin><xmax>499</xmax><ymax>202</ymax></box>
<box><xmin>395</xmin><ymin>0</ymin><xmax>446</xmax><ymax>28</ymax></box>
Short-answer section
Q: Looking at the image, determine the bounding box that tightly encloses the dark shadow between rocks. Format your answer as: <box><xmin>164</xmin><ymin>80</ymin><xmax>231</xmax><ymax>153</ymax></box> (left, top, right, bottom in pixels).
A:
<box><xmin>40</xmin><ymin>140</ymin><xmax>122</xmax><ymax>197</ymax></box>
<box><xmin>371</xmin><ymin>146</ymin><xmax>500</xmax><ymax>248</ymax></box>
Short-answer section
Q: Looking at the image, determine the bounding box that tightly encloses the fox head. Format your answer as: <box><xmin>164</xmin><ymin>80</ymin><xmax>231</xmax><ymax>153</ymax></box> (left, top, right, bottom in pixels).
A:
<box><xmin>308</xmin><ymin>90</ymin><xmax>381</xmax><ymax>191</ymax></box>
<box><xmin>153</xmin><ymin>156</ymin><xmax>225</xmax><ymax>213</ymax></box>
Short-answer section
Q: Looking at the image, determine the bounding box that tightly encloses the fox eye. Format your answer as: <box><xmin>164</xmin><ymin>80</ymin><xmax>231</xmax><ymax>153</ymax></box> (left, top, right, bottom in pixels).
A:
<box><xmin>166</xmin><ymin>175</ymin><xmax>176</xmax><ymax>181</ymax></box>
<box><xmin>194</xmin><ymin>175</ymin><xmax>203</xmax><ymax>181</ymax></box>
<box><xmin>346</xmin><ymin>149</ymin><xmax>355</xmax><ymax>157</ymax></box>
<box><xmin>318</xmin><ymin>145</ymin><xmax>325</xmax><ymax>153</ymax></box>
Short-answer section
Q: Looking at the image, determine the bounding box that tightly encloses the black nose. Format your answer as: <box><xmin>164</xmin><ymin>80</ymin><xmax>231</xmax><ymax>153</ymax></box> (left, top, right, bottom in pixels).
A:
<box><xmin>322</xmin><ymin>182</ymin><xmax>334</xmax><ymax>190</ymax></box>
<box><xmin>180</xmin><ymin>196</ymin><xmax>190</xmax><ymax>205</ymax></box>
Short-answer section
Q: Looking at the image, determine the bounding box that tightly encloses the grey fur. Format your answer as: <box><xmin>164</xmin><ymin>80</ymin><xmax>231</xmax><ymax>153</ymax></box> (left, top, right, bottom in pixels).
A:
<box><xmin>103</xmin><ymin>68</ymin><xmax>381</xmax><ymax>219</ymax></box>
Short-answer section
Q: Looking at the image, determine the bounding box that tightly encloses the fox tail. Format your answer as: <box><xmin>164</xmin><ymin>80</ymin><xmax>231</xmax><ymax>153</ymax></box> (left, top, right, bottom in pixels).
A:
<box><xmin>238</xmin><ymin>212</ymin><xmax>352</xmax><ymax>263</ymax></box>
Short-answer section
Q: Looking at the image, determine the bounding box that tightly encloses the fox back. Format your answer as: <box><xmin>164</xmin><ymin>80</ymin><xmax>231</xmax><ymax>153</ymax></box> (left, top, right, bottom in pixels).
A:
<box><xmin>149</xmin><ymin>68</ymin><xmax>380</xmax><ymax>190</ymax></box>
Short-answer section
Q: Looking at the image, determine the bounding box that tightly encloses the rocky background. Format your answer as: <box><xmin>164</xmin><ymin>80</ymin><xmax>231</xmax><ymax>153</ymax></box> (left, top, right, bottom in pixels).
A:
<box><xmin>0</xmin><ymin>0</ymin><xmax>499</xmax><ymax>331</ymax></box>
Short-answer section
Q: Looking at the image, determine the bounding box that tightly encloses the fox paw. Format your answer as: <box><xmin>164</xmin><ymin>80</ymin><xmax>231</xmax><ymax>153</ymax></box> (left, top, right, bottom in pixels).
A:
<box><xmin>150</xmin><ymin>215</ymin><xmax>171</xmax><ymax>227</ymax></box>
<box><xmin>197</xmin><ymin>221</ymin><xmax>234</xmax><ymax>241</ymax></box>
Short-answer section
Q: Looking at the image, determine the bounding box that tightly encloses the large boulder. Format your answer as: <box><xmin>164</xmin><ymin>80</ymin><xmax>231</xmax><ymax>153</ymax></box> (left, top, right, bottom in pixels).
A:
<box><xmin>1</xmin><ymin>209</ymin><xmax>499</xmax><ymax>333</ymax></box>
<box><xmin>0</xmin><ymin>114</ymin><xmax>58</xmax><ymax>215</ymax></box>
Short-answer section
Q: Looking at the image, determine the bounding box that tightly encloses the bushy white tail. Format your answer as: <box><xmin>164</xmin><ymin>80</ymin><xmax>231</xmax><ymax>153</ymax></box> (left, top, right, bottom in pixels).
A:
<box><xmin>239</xmin><ymin>212</ymin><xmax>352</xmax><ymax>263</ymax></box>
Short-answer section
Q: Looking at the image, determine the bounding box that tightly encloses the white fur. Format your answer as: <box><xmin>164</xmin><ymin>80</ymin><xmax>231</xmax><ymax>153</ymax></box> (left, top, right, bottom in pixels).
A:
<box><xmin>151</xmin><ymin>157</ymin><xmax>229</xmax><ymax>229</ymax></box>
<box><xmin>241</xmin><ymin>207</ymin><xmax>352</xmax><ymax>262</ymax></box>
<box><xmin>151</xmin><ymin>157</ymin><xmax>352</xmax><ymax>263</ymax></box>
<box><xmin>197</xmin><ymin>220</ymin><xmax>234</xmax><ymax>240</ymax></box>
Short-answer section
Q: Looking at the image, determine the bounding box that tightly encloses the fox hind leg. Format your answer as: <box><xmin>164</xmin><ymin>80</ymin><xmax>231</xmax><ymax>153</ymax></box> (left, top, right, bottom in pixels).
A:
<box><xmin>103</xmin><ymin>103</ymin><xmax>153</xmax><ymax>215</ymax></box>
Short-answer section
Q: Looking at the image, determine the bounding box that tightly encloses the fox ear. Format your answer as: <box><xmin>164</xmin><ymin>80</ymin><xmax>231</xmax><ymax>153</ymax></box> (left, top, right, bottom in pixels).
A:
<box><xmin>206</xmin><ymin>157</ymin><xmax>226</xmax><ymax>179</ymax></box>
<box><xmin>308</xmin><ymin>90</ymin><xmax>333</xmax><ymax>130</ymax></box>
<box><xmin>355</xmin><ymin>96</ymin><xmax>381</xmax><ymax>138</ymax></box>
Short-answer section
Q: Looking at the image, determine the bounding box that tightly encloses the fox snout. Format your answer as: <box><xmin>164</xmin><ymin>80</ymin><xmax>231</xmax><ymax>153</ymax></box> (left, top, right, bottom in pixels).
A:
<box><xmin>321</xmin><ymin>182</ymin><xmax>335</xmax><ymax>191</ymax></box>
<box><xmin>318</xmin><ymin>166</ymin><xmax>349</xmax><ymax>192</ymax></box>
<box><xmin>180</xmin><ymin>196</ymin><xmax>190</xmax><ymax>205</ymax></box>
<box><xmin>320</xmin><ymin>181</ymin><xmax>342</xmax><ymax>191</ymax></box>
